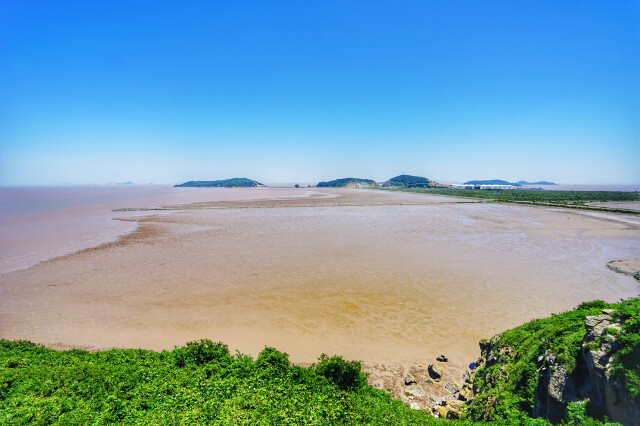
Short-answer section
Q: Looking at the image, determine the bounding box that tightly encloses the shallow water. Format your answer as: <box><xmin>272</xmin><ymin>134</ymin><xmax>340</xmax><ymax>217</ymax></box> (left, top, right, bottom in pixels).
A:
<box><xmin>0</xmin><ymin>185</ymin><xmax>324</xmax><ymax>273</ymax></box>
<box><xmin>1</xmin><ymin>188</ymin><xmax>638</xmax><ymax>369</ymax></box>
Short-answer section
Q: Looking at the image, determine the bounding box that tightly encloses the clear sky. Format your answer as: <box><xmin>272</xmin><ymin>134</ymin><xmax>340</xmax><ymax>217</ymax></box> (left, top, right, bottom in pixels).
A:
<box><xmin>1</xmin><ymin>1</ymin><xmax>639</xmax><ymax>185</ymax></box>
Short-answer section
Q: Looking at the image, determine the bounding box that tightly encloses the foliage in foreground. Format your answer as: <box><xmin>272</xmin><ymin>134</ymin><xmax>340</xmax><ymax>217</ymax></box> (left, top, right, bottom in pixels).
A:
<box><xmin>1</xmin><ymin>340</ymin><xmax>453</xmax><ymax>425</ymax></box>
<box><xmin>2</xmin><ymin>299</ymin><xmax>638</xmax><ymax>424</ymax></box>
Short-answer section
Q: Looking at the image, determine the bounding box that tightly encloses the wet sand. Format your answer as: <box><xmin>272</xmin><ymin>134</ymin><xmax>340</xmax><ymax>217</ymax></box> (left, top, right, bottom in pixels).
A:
<box><xmin>0</xmin><ymin>186</ymin><xmax>330</xmax><ymax>274</ymax></box>
<box><xmin>1</xmin><ymin>187</ymin><xmax>640</xmax><ymax>405</ymax></box>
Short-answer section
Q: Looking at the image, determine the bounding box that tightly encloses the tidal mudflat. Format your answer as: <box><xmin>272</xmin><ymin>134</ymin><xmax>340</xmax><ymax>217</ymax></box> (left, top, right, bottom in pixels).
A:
<box><xmin>1</xmin><ymin>187</ymin><xmax>639</xmax><ymax>396</ymax></box>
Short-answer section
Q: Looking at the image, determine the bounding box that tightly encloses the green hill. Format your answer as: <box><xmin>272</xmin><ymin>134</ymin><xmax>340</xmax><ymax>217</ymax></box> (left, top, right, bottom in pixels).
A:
<box><xmin>384</xmin><ymin>174</ymin><xmax>436</xmax><ymax>188</ymax></box>
<box><xmin>316</xmin><ymin>178</ymin><xmax>379</xmax><ymax>188</ymax></box>
<box><xmin>175</xmin><ymin>178</ymin><xmax>263</xmax><ymax>188</ymax></box>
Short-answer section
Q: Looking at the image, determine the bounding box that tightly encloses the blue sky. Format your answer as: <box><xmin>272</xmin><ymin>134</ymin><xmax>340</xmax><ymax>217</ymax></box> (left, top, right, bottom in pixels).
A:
<box><xmin>1</xmin><ymin>1</ymin><xmax>639</xmax><ymax>185</ymax></box>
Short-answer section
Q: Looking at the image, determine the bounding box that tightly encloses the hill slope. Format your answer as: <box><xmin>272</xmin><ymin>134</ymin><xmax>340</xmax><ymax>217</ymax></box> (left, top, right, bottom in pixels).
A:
<box><xmin>175</xmin><ymin>178</ymin><xmax>263</xmax><ymax>188</ymax></box>
<box><xmin>384</xmin><ymin>174</ymin><xmax>442</xmax><ymax>188</ymax></box>
<box><xmin>316</xmin><ymin>178</ymin><xmax>379</xmax><ymax>188</ymax></box>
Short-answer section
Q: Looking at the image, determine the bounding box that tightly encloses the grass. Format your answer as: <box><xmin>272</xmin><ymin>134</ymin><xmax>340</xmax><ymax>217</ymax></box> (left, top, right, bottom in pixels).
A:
<box><xmin>381</xmin><ymin>187</ymin><xmax>640</xmax><ymax>214</ymax></box>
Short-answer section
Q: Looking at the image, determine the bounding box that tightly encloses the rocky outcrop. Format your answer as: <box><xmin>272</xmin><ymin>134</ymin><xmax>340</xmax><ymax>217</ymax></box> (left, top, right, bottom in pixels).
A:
<box><xmin>533</xmin><ymin>352</ymin><xmax>579</xmax><ymax>422</ymax></box>
<box><xmin>469</xmin><ymin>310</ymin><xmax>640</xmax><ymax>425</ymax></box>
<box><xmin>580</xmin><ymin>312</ymin><xmax>639</xmax><ymax>426</ymax></box>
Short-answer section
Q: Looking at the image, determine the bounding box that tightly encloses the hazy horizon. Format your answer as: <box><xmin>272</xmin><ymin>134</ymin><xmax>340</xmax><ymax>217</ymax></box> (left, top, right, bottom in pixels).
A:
<box><xmin>1</xmin><ymin>1</ymin><xmax>639</xmax><ymax>186</ymax></box>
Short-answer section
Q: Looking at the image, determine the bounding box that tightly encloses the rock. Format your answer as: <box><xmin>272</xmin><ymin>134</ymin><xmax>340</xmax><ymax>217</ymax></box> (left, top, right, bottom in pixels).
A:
<box><xmin>430</xmin><ymin>396</ymin><xmax>445</xmax><ymax>405</ymax></box>
<box><xmin>404</xmin><ymin>374</ymin><xmax>417</xmax><ymax>385</ymax></box>
<box><xmin>424</xmin><ymin>378</ymin><xmax>433</xmax><ymax>384</ymax></box>
<box><xmin>458</xmin><ymin>386</ymin><xmax>473</xmax><ymax>401</ymax></box>
<box><xmin>602</xmin><ymin>309</ymin><xmax>615</xmax><ymax>315</ymax></box>
<box><xmin>534</xmin><ymin>360</ymin><xmax>578</xmax><ymax>423</ymax></box>
<box><xmin>581</xmin><ymin>314</ymin><xmax>640</xmax><ymax>425</ymax></box>
<box><xmin>445</xmin><ymin>382</ymin><xmax>461</xmax><ymax>394</ymax></box>
<box><xmin>437</xmin><ymin>354</ymin><xmax>448</xmax><ymax>362</ymax></box>
<box><xmin>431</xmin><ymin>400</ymin><xmax>464</xmax><ymax>420</ymax></box>
<box><xmin>428</xmin><ymin>363</ymin><xmax>442</xmax><ymax>381</ymax></box>
<box><xmin>408</xmin><ymin>401</ymin><xmax>420</xmax><ymax>410</ymax></box>
<box><xmin>404</xmin><ymin>384</ymin><xmax>426</xmax><ymax>397</ymax></box>
<box><xmin>373</xmin><ymin>382</ymin><xmax>382</xmax><ymax>389</ymax></box>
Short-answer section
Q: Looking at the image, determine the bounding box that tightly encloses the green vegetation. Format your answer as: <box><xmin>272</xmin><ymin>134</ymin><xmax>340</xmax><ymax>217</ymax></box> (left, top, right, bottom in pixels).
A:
<box><xmin>468</xmin><ymin>298</ymin><xmax>640</xmax><ymax>424</ymax></box>
<box><xmin>0</xmin><ymin>340</ymin><xmax>462</xmax><ymax>425</ymax></box>
<box><xmin>175</xmin><ymin>178</ymin><xmax>263</xmax><ymax>188</ymax></box>
<box><xmin>383</xmin><ymin>187</ymin><xmax>640</xmax><ymax>208</ymax></box>
<box><xmin>611</xmin><ymin>299</ymin><xmax>640</xmax><ymax>402</ymax></box>
<box><xmin>316</xmin><ymin>178</ymin><xmax>378</xmax><ymax>188</ymax></box>
<box><xmin>3</xmin><ymin>300</ymin><xmax>638</xmax><ymax>424</ymax></box>
<box><xmin>384</xmin><ymin>175</ymin><xmax>435</xmax><ymax>188</ymax></box>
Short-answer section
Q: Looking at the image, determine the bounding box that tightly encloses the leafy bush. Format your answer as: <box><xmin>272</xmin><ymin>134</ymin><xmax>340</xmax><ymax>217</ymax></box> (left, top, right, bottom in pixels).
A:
<box><xmin>315</xmin><ymin>354</ymin><xmax>366</xmax><ymax>391</ymax></box>
<box><xmin>172</xmin><ymin>339</ymin><xmax>231</xmax><ymax>367</ymax></box>
<box><xmin>0</xmin><ymin>340</ymin><xmax>442</xmax><ymax>425</ymax></box>
<box><xmin>255</xmin><ymin>347</ymin><xmax>290</xmax><ymax>373</ymax></box>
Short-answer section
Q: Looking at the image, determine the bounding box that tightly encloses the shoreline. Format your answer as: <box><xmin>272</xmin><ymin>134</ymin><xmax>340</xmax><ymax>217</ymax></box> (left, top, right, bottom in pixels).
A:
<box><xmin>2</xmin><ymin>188</ymin><xmax>639</xmax><ymax>408</ymax></box>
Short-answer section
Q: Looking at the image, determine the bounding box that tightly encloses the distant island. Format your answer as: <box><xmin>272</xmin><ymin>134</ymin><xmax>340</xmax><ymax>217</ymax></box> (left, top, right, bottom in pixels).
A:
<box><xmin>175</xmin><ymin>178</ymin><xmax>264</xmax><ymax>188</ymax></box>
<box><xmin>317</xmin><ymin>178</ymin><xmax>379</xmax><ymax>188</ymax></box>
<box><xmin>516</xmin><ymin>180</ymin><xmax>556</xmax><ymax>185</ymax></box>
<box><xmin>464</xmin><ymin>179</ymin><xmax>556</xmax><ymax>186</ymax></box>
<box><xmin>382</xmin><ymin>174</ymin><xmax>447</xmax><ymax>188</ymax></box>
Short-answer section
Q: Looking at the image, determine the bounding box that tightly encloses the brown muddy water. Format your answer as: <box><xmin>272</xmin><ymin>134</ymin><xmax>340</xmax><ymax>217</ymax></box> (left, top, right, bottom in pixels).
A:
<box><xmin>1</xmin><ymin>187</ymin><xmax>639</xmax><ymax>383</ymax></box>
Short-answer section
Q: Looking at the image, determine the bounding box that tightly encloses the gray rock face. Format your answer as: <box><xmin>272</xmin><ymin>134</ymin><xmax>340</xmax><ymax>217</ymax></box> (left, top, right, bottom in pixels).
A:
<box><xmin>533</xmin><ymin>359</ymin><xmax>578</xmax><ymax>423</ymax></box>
<box><xmin>581</xmin><ymin>314</ymin><xmax>640</xmax><ymax>426</ymax></box>
<box><xmin>533</xmin><ymin>313</ymin><xmax>639</xmax><ymax>425</ymax></box>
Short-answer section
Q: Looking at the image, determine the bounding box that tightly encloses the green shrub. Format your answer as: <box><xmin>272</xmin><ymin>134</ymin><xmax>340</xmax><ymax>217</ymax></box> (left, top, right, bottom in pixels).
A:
<box><xmin>314</xmin><ymin>354</ymin><xmax>366</xmax><ymax>391</ymax></box>
<box><xmin>255</xmin><ymin>347</ymin><xmax>290</xmax><ymax>373</ymax></box>
<box><xmin>171</xmin><ymin>339</ymin><xmax>230</xmax><ymax>367</ymax></box>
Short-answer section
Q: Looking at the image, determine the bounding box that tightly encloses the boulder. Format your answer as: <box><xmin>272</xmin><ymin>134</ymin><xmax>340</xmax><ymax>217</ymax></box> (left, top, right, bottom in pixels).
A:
<box><xmin>445</xmin><ymin>381</ymin><xmax>461</xmax><ymax>394</ymax></box>
<box><xmin>404</xmin><ymin>374</ymin><xmax>417</xmax><ymax>385</ymax></box>
<box><xmin>432</xmin><ymin>400</ymin><xmax>464</xmax><ymax>419</ymax></box>
<box><xmin>404</xmin><ymin>384</ymin><xmax>426</xmax><ymax>397</ymax></box>
<box><xmin>428</xmin><ymin>363</ymin><xmax>442</xmax><ymax>381</ymax></box>
<box><xmin>437</xmin><ymin>354</ymin><xmax>448</xmax><ymax>362</ymax></box>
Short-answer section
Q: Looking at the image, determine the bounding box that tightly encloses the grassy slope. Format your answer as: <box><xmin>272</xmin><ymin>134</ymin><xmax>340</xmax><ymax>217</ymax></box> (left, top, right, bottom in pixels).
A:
<box><xmin>317</xmin><ymin>178</ymin><xmax>377</xmax><ymax>188</ymax></box>
<box><xmin>468</xmin><ymin>298</ymin><xmax>640</xmax><ymax>425</ymax></box>
<box><xmin>1</xmin><ymin>341</ymin><xmax>466</xmax><ymax>425</ymax></box>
